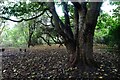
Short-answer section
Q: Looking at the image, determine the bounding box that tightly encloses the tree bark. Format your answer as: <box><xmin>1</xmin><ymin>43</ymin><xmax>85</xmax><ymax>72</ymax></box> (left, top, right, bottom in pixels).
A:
<box><xmin>48</xmin><ymin>2</ymin><xmax>102</xmax><ymax>68</ymax></box>
<box><xmin>28</xmin><ymin>33</ymin><xmax>33</xmax><ymax>48</ymax></box>
<box><xmin>66</xmin><ymin>2</ymin><xmax>102</xmax><ymax>68</ymax></box>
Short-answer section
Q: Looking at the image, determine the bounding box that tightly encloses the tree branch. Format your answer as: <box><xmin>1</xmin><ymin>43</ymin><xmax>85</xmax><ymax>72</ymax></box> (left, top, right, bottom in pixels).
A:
<box><xmin>45</xmin><ymin>32</ymin><xmax>57</xmax><ymax>42</ymax></box>
<box><xmin>46</xmin><ymin>11</ymin><xmax>51</xmax><ymax>18</ymax></box>
<box><xmin>41</xmin><ymin>31</ymin><xmax>63</xmax><ymax>46</ymax></box>
<box><xmin>50</xmin><ymin>16</ymin><xmax>55</xmax><ymax>27</ymax></box>
<box><xmin>47</xmin><ymin>2</ymin><xmax>68</xmax><ymax>41</ymax></box>
<box><xmin>36</xmin><ymin>20</ymin><xmax>51</xmax><ymax>26</ymax></box>
<box><xmin>72</xmin><ymin>2</ymin><xmax>82</xmax><ymax>10</ymax></box>
<box><xmin>74</xmin><ymin>7</ymin><xmax>79</xmax><ymax>43</ymax></box>
<box><xmin>85</xmin><ymin>2</ymin><xmax>103</xmax><ymax>40</ymax></box>
<box><xmin>39</xmin><ymin>35</ymin><xmax>51</xmax><ymax>46</ymax></box>
<box><xmin>62</xmin><ymin>2</ymin><xmax>74</xmax><ymax>40</ymax></box>
<box><xmin>86</xmin><ymin>2</ymin><xmax>102</xmax><ymax>26</ymax></box>
<box><xmin>0</xmin><ymin>8</ymin><xmax>48</xmax><ymax>22</ymax></box>
<box><xmin>0</xmin><ymin>22</ymin><xmax>5</xmax><ymax>36</ymax></box>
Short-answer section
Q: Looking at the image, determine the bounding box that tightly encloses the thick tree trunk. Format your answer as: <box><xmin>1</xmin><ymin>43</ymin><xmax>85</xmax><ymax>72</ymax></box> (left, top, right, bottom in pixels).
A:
<box><xmin>78</xmin><ymin>29</ymin><xmax>94</xmax><ymax>66</ymax></box>
<box><xmin>48</xmin><ymin>2</ymin><xmax>102</xmax><ymax>68</ymax></box>
<box><xmin>66</xmin><ymin>32</ymin><xmax>98</xmax><ymax>69</ymax></box>
<box><xmin>66</xmin><ymin>33</ymin><xmax>94</xmax><ymax>67</ymax></box>
<box><xmin>66</xmin><ymin>2</ymin><xmax>102</xmax><ymax>68</ymax></box>
<box><xmin>65</xmin><ymin>40</ymin><xmax>77</xmax><ymax>67</ymax></box>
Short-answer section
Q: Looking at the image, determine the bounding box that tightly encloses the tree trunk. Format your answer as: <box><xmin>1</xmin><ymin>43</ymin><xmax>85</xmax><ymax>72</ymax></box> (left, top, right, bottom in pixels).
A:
<box><xmin>28</xmin><ymin>34</ymin><xmax>32</xmax><ymax>48</ymax></box>
<box><xmin>66</xmin><ymin>2</ymin><xmax>102</xmax><ymax>68</ymax></box>
<box><xmin>78</xmin><ymin>26</ymin><xmax>94</xmax><ymax>67</ymax></box>
<box><xmin>64</xmin><ymin>40</ymin><xmax>77</xmax><ymax>67</ymax></box>
<box><xmin>48</xmin><ymin>2</ymin><xmax>102</xmax><ymax>68</ymax></box>
<box><xmin>66</xmin><ymin>29</ymin><xmax>97</xmax><ymax>68</ymax></box>
<box><xmin>66</xmin><ymin>32</ymin><xmax>94</xmax><ymax>67</ymax></box>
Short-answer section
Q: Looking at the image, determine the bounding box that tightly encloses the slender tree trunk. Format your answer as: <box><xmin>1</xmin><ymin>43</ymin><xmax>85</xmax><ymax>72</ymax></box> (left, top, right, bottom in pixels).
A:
<box><xmin>28</xmin><ymin>34</ymin><xmax>32</xmax><ymax>48</ymax></box>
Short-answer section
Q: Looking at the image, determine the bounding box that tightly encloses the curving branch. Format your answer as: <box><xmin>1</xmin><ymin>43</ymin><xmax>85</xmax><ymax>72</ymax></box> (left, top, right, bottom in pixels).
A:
<box><xmin>47</xmin><ymin>2</ymin><xmax>69</xmax><ymax>41</ymax></box>
<box><xmin>39</xmin><ymin>35</ymin><xmax>51</xmax><ymax>46</ymax></box>
<box><xmin>50</xmin><ymin>16</ymin><xmax>55</xmax><ymax>27</ymax></box>
<box><xmin>44</xmin><ymin>32</ymin><xmax>63</xmax><ymax>44</ymax></box>
<box><xmin>40</xmin><ymin>31</ymin><xmax>63</xmax><ymax>46</ymax></box>
<box><xmin>62</xmin><ymin>2</ymin><xmax>74</xmax><ymax>40</ymax></box>
<box><xmin>36</xmin><ymin>20</ymin><xmax>51</xmax><ymax>26</ymax></box>
<box><xmin>46</xmin><ymin>11</ymin><xmax>51</xmax><ymax>18</ymax></box>
<box><xmin>0</xmin><ymin>8</ymin><xmax>48</xmax><ymax>22</ymax></box>
<box><xmin>0</xmin><ymin>22</ymin><xmax>5</xmax><ymax>36</ymax></box>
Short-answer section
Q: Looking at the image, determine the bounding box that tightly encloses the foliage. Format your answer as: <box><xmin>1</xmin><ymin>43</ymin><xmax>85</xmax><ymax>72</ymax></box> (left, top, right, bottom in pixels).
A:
<box><xmin>94</xmin><ymin>2</ymin><xmax>120</xmax><ymax>49</ymax></box>
<box><xmin>0</xmin><ymin>24</ymin><xmax>27</xmax><ymax>47</ymax></box>
<box><xmin>0</xmin><ymin>2</ymin><xmax>63</xmax><ymax>47</ymax></box>
<box><xmin>2</xmin><ymin>2</ymin><xmax>46</xmax><ymax>17</ymax></box>
<box><xmin>108</xmin><ymin>2</ymin><xmax>120</xmax><ymax>48</ymax></box>
<box><xmin>94</xmin><ymin>12</ymin><xmax>115</xmax><ymax>44</ymax></box>
<box><xmin>108</xmin><ymin>24</ymin><xmax>120</xmax><ymax>48</ymax></box>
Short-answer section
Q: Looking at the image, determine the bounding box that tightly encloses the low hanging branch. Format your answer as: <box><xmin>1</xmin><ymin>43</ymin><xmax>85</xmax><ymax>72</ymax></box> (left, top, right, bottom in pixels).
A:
<box><xmin>39</xmin><ymin>36</ymin><xmax>51</xmax><ymax>46</ymax></box>
<box><xmin>43</xmin><ymin>32</ymin><xmax>63</xmax><ymax>45</ymax></box>
<box><xmin>0</xmin><ymin>22</ymin><xmax>5</xmax><ymax>36</ymax></box>
<box><xmin>36</xmin><ymin>20</ymin><xmax>51</xmax><ymax>26</ymax></box>
<box><xmin>0</xmin><ymin>8</ymin><xmax>48</xmax><ymax>22</ymax></box>
<box><xmin>46</xmin><ymin>11</ymin><xmax>51</xmax><ymax>18</ymax></box>
<box><xmin>0</xmin><ymin>26</ymin><xmax>5</xmax><ymax>35</ymax></box>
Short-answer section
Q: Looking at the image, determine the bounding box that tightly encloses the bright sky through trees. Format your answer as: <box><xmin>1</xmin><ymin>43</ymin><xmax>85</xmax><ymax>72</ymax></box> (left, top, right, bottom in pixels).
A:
<box><xmin>101</xmin><ymin>1</ymin><xmax>117</xmax><ymax>15</ymax></box>
<box><xmin>56</xmin><ymin>1</ymin><xmax>117</xmax><ymax>16</ymax></box>
<box><xmin>1</xmin><ymin>1</ymin><xmax>117</xmax><ymax>29</ymax></box>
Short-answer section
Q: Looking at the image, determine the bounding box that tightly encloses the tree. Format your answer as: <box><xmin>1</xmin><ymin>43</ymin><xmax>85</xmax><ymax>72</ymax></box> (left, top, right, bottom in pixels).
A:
<box><xmin>47</xmin><ymin>2</ymin><xmax>102</xmax><ymax>67</ymax></box>
<box><xmin>27</xmin><ymin>20</ymin><xmax>36</xmax><ymax>47</ymax></box>
<box><xmin>0</xmin><ymin>1</ymin><xmax>102</xmax><ymax>68</ymax></box>
<box><xmin>108</xmin><ymin>2</ymin><xmax>120</xmax><ymax>49</ymax></box>
<box><xmin>94</xmin><ymin>2</ymin><xmax>120</xmax><ymax>48</ymax></box>
<box><xmin>94</xmin><ymin>13</ymin><xmax>115</xmax><ymax>44</ymax></box>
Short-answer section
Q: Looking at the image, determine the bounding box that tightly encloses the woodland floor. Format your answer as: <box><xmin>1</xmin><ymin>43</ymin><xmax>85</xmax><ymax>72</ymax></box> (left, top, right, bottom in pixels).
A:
<box><xmin>1</xmin><ymin>44</ymin><xmax>120</xmax><ymax>79</ymax></box>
